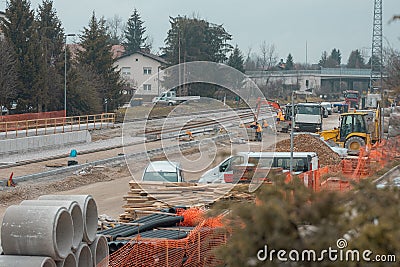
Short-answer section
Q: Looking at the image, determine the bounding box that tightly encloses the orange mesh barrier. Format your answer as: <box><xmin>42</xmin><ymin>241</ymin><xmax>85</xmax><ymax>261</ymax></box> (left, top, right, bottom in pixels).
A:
<box><xmin>105</xmin><ymin>208</ymin><xmax>227</xmax><ymax>267</ymax></box>
<box><xmin>0</xmin><ymin>110</ymin><xmax>64</xmax><ymax>123</ymax></box>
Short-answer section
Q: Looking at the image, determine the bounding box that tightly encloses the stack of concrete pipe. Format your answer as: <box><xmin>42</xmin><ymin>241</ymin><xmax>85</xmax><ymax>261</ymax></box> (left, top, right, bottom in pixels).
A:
<box><xmin>0</xmin><ymin>195</ymin><xmax>109</xmax><ymax>267</ymax></box>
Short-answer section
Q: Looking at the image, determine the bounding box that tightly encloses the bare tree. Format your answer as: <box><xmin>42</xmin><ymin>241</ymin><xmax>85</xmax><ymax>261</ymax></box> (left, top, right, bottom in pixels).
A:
<box><xmin>259</xmin><ymin>41</ymin><xmax>277</xmax><ymax>70</ymax></box>
<box><xmin>106</xmin><ymin>15</ymin><xmax>126</xmax><ymax>45</ymax></box>
<box><xmin>384</xmin><ymin>48</ymin><xmax>400</xmax><ymax>98</ymax></box>
<box><xmin>0</xmin><ymin>39</ymin><xmax>18</xmax><ymax>111</ymax></box>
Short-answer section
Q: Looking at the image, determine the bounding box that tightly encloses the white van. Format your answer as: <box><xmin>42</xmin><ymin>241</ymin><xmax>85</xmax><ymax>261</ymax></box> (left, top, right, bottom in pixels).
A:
<box><xmin>198</xmin><ymin>152</ymin><xmax>319</xmax><ymax>183</ymax></box>
<box><xmin>142</xmin><ymin>161</ymin><xmax>184</xmax><ymax>182</ymax></box>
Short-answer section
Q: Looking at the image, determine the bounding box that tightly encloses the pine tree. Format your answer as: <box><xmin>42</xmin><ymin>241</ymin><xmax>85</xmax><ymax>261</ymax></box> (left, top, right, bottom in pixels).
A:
<box><xmin>319</xmin><ymin>51</ymin><xmax>328</xmax><ymax>68</ymax></box>
<box><xmin>227</xmin><ymin>45</ymin><xmax>245</xmax><ymax>73</ymax></box>
<box><xmin>0</xmin><ymin>39</ymin><xmax>18</xmax><ymax>110</ymax></box>
<box><xmin>1</xmin><ymin>0</ymin><xmax>35</xmax><ymax>112</ymax></box>
<box><xmin>330</xmin><ymin>48</ymin><xmax>342</xmax><ymax>66</ymax></box>
<box><xmin>347</xmin><ymin>49</ymin><xmax>366</xmax><ymax>69</ymax></box>
<box><xmin>285</xmin><ymin>53</ymin><xmax>294</xmax><ymax>70</ymax></box>
<box><xmin>78</xmin><ymin>12</ymin><xmax>123</xmax><ymax>113</ymax></box>
<box><xmin>123</xmin><ymin>8</ymin><xmax>147</xmax><ymax>54</ymax></box>
<box><xmin>35</xmin><ymin>0</ymin><xmax>65</xmax><ymax>112</ymax></box>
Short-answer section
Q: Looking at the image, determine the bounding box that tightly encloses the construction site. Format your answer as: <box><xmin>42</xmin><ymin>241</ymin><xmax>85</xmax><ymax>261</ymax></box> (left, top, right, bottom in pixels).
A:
<box><xmin>0</xmin><ymin>93</ymin><xmax>399</xmax><ymax>266</ymax></box>
<box><xmin>1</xmin><ymin>0</ymin><xmax>400</xmax><ymax>266</ymax></box>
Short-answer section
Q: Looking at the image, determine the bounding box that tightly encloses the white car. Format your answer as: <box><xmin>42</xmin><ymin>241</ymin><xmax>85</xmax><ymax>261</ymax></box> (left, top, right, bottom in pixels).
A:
<box><xmin>321</xmin><ymin>102</ymin><xmax>332</xmax><ymax>115</ymax></box>
<box><xmin>376</xmin><ymin>177</ymin><xmax>400</xmax><ymax>189</ymax></box>
<box><xmin>142</xmin><ymin>161</ymin><xmax>184</xmax><ymax>182</ymax></box>
<box><xmin>1</xmin><ymin>106</ymin><xmax>8</xmax><ymax>115</ymax></box>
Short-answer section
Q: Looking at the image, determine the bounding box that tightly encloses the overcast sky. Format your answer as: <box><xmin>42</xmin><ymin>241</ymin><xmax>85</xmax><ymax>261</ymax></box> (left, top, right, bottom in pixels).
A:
<box><xmin>8</xmin><ymin>0</ymin><xmax>400</xmax><ymax>64</ymax></box>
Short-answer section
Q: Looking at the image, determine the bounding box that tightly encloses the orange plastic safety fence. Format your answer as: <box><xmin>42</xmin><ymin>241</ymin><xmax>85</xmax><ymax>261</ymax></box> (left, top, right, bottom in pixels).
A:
<box><xmin>0</xmin><ymin>110</ymin><xmax>64</xmax><ymax>123</ymax></box>
<box><xmin>106</xmin><ymin>209</ymin><xmax>228</xmax><ymax>267</ymax></box>
<box><xmin>177</xmin><ymin>208</ymin><xmax>206</xmax><ymax>227</ymax></box>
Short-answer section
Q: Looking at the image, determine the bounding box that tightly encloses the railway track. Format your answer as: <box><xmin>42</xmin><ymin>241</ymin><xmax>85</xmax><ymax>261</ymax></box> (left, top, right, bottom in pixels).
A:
<box><xmin>1</xmin><ymin>108</ymin><xmax>273</xmax><ymax>170</ymax></box>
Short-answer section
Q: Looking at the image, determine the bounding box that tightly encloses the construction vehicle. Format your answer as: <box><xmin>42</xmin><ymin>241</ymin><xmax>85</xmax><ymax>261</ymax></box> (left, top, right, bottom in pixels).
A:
<box><xmin>319</xmin><ymin>107</ymin><xmax>381</xmax><ymax>153</ymax></box>
<box><xmin>344</xmin><ymin>90</ymin><xmax>360</xmax><ymax>109</ymax></box>
<box><xmin>293</xmin><ymin>103</ymin><xmax>324</xmax><ymax>132</ymax></box>
<box><xmin>152</xmin><ymin>91</ymin><xmax>200</xmax><ymax>106</ymax></box>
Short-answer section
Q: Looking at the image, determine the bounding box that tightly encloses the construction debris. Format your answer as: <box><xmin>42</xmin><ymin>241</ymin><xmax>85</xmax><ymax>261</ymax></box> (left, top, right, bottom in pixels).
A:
<box><xmin>273</xmin><ymin>134</ymin><xmax>342</xmax><ymax>166</ymax></box>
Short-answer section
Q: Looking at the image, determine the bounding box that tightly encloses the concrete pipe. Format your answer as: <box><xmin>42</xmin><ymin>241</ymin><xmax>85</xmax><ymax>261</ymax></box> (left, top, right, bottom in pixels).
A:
<box><xmin>38</xmin><ymin>195</ymin><xmax>98</xmax><ymax>243</ymax></box>
<box><xmin>1</xmin><ymin>205</ymin><xmax>73</xmax><ymax>260</ymax></box>
<box><xmin>74</xmin><ymin>243</ymin><xmax>92</xmax><ymax>267</ymax></box>
<box><xmin>20</xmin><ymin>200</ymin><xmax>84</xmax><ymax>250</ymax></box>
<box><xmin>0</xmin><ymin>255</ymin><xmax>56</xmax><ymax>267</ymax></box>
<box><xmin>56</xmin><ymin>252</ymin><xmax>76</xmax><ymax>267</ymax></box>
<box><xmin>89</xmin><ymin>235</ymin><xmax>109</xmax><ymax>267</ymax></box>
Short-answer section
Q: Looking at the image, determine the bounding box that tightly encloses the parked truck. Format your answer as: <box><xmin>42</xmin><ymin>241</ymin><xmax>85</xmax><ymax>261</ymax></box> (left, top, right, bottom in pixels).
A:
<box><xmin>293</xmin><ymin>103</ymin><xmax>324</xmax><ymax>132</ymax></box>
<box><xmin>152</xmin><ymin>91</ymin><xmax>200</xmax><ymax>106</ymax></box>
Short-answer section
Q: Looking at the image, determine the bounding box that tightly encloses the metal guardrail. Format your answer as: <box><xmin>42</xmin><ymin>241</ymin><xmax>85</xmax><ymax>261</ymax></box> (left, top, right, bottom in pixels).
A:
<box><xmin>246</xmin><ymin>68</ymin><xmax>373</xmax><ymax>77</ymax></box>
<box><xmin>0</xmin><ymin>113</ymin><xmax>115</xmax><ymax>139</ymax></box>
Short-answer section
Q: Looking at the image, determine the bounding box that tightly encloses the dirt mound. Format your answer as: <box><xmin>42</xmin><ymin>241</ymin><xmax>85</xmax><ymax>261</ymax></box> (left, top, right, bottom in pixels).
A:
<box><xmin>0</xmin><ymin>167</ymin><xmax>124</xmax><ymax>206</ymax></box>
<box><xmin>274</xmin><ymin>134</ymin><xmax>341</xmax><ymax>167</ymax></box>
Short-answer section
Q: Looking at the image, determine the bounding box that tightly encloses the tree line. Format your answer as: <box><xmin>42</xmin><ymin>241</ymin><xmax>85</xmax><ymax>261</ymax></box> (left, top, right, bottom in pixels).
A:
<box><xmin>0</xmin><ymin>1</ymin><xmax>399</xmax><ymax>115</ymax></box>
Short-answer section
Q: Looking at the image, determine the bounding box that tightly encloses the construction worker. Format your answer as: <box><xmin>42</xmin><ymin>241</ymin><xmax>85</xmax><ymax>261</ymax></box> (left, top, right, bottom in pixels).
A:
<box><xmin>255</xmin><ymin>121</ymin><xmax>262</xmax><ymax>141</ymax></box>
<box><xmin>277</xmin><ymin>110</ymin><xmax>284</xmax><ymax>122</ymax></box>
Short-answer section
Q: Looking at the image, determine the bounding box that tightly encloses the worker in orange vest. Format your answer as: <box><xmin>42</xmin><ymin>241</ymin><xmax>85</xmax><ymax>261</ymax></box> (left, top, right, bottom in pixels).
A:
<box><xmin>255</xmin><ymin>122</ymin><xmax>262</xmax><ymax>141</ymax></box>
<box><xmin>276</xmin><ymin>111</ymin><xmax>283</xmax><ymax>122</ymax></box>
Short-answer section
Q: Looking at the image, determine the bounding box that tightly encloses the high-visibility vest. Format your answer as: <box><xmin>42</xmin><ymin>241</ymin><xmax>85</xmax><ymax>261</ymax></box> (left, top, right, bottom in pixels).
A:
<box><xmin>256</xmin><ymin>124</ymin><xmax>262</xmax><ymax>133</ymax></box>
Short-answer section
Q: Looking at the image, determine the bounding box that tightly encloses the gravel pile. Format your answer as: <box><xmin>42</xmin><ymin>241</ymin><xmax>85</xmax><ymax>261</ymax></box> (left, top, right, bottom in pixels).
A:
<box><xmin>274</xmin><ymin>134</ymin><xmax>342</xmax><ymax>166</ymax></box>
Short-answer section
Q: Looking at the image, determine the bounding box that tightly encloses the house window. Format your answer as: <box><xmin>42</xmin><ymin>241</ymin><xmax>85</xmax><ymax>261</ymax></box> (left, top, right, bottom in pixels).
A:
<box><xmin>121</xmin><ymin>67</ymin><xmax>131</xmax><ymax>76</ymax></box>
<box><xmin>143</xmin><ymin>84</ymin><xmax>151</xmax><ymax>91</ymax></box>
<box><xmin>143</xmin><ymin>67</ymin><xmax>152</xmax><ymax>75</ymax></box>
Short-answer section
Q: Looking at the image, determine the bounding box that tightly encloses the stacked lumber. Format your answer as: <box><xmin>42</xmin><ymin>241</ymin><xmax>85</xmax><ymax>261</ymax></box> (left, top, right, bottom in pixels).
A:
<box><xmin>119</xmin><ymin>181</ymin><xmax>233</xmax><ymax>222</ymax></box>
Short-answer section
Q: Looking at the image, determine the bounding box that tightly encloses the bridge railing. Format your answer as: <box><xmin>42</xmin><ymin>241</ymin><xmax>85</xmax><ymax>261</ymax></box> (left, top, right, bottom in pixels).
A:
<box><xmin>246</xmin><ymin>68</ymin><xmax>372</xmax><ymax>77</ymax></box>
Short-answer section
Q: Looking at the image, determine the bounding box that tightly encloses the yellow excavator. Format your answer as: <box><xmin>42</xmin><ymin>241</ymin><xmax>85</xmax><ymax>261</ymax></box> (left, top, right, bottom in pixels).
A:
<box><xmin>319</xmin><ymin>107</ymin><xmax>381</xmax><ymax>153</ymax></box>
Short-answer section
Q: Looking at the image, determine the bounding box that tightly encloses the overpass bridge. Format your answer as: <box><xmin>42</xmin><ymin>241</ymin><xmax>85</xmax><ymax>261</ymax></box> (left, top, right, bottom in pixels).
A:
<box><xmin>246</xmin><ymin>68</ymin><xmax>373</xmax><ymax>98</ymax></box>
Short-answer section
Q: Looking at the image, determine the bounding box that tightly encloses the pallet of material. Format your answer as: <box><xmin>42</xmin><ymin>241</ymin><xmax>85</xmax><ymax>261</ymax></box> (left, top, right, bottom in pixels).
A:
<box><xmin>119</xmin><ymin>181</ymin><xmax>233</xmax><ymax>222</ymax></box>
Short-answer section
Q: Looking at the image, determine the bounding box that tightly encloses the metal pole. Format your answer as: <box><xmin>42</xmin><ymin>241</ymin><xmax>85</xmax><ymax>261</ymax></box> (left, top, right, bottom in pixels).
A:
<box><xmin>289</xmin><ymin>90</ymin><xmax>295</xmax><ymax>175</ymax></box>
<box><xmin>64</xmin><ymin>36</ymin><xmax>67</xmax><ymax>117</ymax></box>
<box><xmin>64</xmin><ymin>34</ymin><xmax>76</xmax><ymax>117</ymax></box>
<box><xmin>158</xmin><ymin>66</ymin><xmax>161</xmax><ymax>95</ymax></box>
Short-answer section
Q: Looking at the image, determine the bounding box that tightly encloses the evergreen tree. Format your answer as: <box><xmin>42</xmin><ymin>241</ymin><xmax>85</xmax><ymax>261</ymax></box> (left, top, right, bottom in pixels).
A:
<box><xmin>77</xmin><ymin>12</ymin><xmax>123</xmax><ymax>113</ymax></box>
<box><xmin>163</xmin><ymin>16</ymin><xmax>232</xmax><ymax>65</ymax></box>
<box><xmin>1</xmin><ymin>0</ymin><xmax>35</xmax><ymax>112</ymax></box>
<box><xmin>330</xmin><ymin>48</ymin><xmax>341</xmax><ymax>66</ymax></box>
<box><xmin>347</xmin><ymin>49</ymin><xmax>366</xmax><ymax>68</ymax></box>
<box><xmin>318</xmin><ymin>51</ymin><xmax>328</xmax><ymax>68</ymax></box>
<box><xmin>35</xmin><ymin>0</ymin><xmax>65</xmax><ymax>112</ymax></box>
<box><xmin>0</xmin><ymin>39</ymin><xmax>18</xmax><ymax>110</ymax></box>
<box><xmin>123</xmin><ymin>8</ymin><xmax>147</xmax><ymax>54</ymax></box>
<box><xmin>227</xmin><ymin>45</ymin><xmax>245</xmax><ymax>73</ymax></box>
<box><xmin>285</xmin><ymin>53</ymin><xmax>294</xmax><ymax>70</ymax></box>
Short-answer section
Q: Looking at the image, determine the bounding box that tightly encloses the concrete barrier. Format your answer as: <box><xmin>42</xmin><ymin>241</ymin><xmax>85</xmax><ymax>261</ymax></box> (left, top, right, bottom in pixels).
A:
<box><xmin>0</xmin><ymin>255</ymin><xmax>56</xmax><ymax>267</ymax></box>
<box><xmin>20</xmin><ymin>200</ymin><xmax>84</xmax><ymax>250</ymax></box>
<box><xmin>1</xmin><ymin>205</ymin><xmax>73</xmax><ymax>260</ymax></box>
<box><xmin>38</xmin><ymin>195</ymin><xmax>98</xmax><ymax>244</ymax></box>
<box><xmin>0</xmin><ymin>130</ymin><xmax>91</xmax><ymax>158</ymax></box>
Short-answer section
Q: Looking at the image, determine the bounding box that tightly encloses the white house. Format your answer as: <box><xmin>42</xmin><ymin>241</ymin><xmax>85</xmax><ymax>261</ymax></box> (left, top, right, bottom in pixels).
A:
<box><xmin>0</xmin><ymin>11</ymin><xmax>5</xmax><ymax>40</ymax></box>
<box><xmin>113</xmin><ymin>49</ymin><xmax>168</xmax><ymax>101</ymax></box>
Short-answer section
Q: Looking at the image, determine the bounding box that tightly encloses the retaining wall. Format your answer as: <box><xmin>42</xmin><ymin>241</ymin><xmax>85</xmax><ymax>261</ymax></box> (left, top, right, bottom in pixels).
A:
<box><xmin>0</xmin><ymin>130</ymin><xmax>91</xmax><ymax>158</ymax></box>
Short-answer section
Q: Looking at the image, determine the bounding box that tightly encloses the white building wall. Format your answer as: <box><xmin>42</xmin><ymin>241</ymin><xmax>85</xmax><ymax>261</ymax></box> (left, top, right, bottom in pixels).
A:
<box><xmin>114</xmin><ymin>53</ymin><xmax>164</xmax><ymax>96</ymax></box>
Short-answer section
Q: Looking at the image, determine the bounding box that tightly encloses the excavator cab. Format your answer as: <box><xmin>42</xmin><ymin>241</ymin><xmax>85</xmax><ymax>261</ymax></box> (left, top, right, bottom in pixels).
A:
<box><xmin>339</xmin><ymin>113</ymin><xmax>370</xmax><ymax>152</ymax></box>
